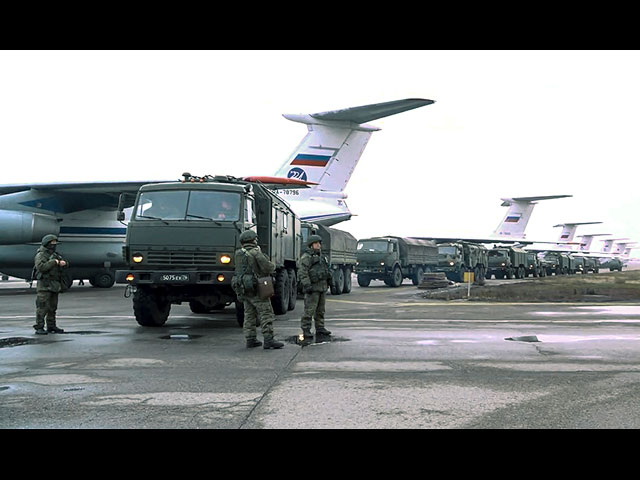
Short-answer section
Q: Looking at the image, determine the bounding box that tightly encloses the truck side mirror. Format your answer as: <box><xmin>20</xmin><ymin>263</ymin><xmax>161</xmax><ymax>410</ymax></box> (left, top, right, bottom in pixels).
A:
<box><xmin>117</xmin><ymin>211</ymin><xmax>126</xmax><ymax>221</ymax></box>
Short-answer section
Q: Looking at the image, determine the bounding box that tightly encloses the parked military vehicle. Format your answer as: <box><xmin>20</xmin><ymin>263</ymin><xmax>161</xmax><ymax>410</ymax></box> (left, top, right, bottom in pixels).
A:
<box><xmin>569</xmin><ymin>254</ymin><xmax>586</xmax><ymax>274</ymax></box>
<box><xmin>301</xmin><ymin>222</ymin><xmax>357</xmax><ymax>295</ymax></box>
<box><xmin>524</xmin><ymin>251</ymin><xmax>546</xmax><ymax>277</ymax></box>
<box><xmin>536</xmin><ymin>251</ymin><xmax>572</xmax><ymax>275</ymax></box>
<box><xmin>355</xmin><ymin>236</ymin><xmax>438</xmax><ymax>287</ymax></box>
<box><xmin>486</xmin><ymin>246</ymin><xmax>528</xmax><ymax>279</ymax></box>
<box><xmin>599</xmin><ymin>257</ymin><xmax>624</xmax><ymax>272</ymax></box>
<box><xmin>116</xmin><ymin>174</ymin><xmax>302</xmax><ymax>327</ymax></box>
<box><xmin>434</xmin><ymin>241</ymin><xmax>488</xmax><ymax>284</ymax></box>
<box><xmin>582</xmin><ymin>256</ymin><xmax>600</xmax><ymax>273</ymax></box>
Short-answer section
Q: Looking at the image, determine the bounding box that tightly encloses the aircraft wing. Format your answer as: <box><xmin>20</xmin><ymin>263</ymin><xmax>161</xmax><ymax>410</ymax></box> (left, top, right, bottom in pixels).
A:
<box><xmin>0</xmin><ymin>180</ymin><xmax>169</xmax><ymax>212</ymax></box>
<box><xmin>411</xmin><ymin>236</ymin><xmax>581</xmax><ymax>246</ymax></box>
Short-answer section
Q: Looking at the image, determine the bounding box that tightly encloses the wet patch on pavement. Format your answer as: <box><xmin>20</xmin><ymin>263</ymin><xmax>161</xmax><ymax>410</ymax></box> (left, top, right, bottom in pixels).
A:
<box><xmin>160</xmin><ymin>334</ymin><xmax>203</xmax><ymax>341</ymax></box>
<box><xmin>0</xmin><ymin>337</ymin><xmax>40</xmax><ymax>348</ymax></box>
<box><xmin>285</xmin><ymin>334</ymin><xmax>351</xmax><ymax>346</ymax></box>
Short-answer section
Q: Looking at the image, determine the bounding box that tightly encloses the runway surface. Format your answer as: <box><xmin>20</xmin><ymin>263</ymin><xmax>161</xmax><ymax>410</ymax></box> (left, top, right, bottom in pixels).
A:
<box><xmin>1</xmin><ymin>275</ymin><xmax>640</xmax><ymax>428</ymax></box>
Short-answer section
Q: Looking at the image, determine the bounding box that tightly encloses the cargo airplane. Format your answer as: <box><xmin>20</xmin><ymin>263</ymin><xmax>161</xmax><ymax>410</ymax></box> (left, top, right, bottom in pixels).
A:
<box><xmin>0</xmin><ymin>98</ymin><xmax>434</xmax><ymax>286</ymax></box>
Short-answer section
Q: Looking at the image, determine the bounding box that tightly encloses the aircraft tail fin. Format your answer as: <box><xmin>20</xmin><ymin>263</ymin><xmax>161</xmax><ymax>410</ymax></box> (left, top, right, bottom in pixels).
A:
<box><xmin>554</xmin><ymin>222</ymin><xmax>603</xmax><ymax>246</ymax></box>
<box><xmin>492</xmin><ymin>195</ymin><xmax>572</xmax><ymax>239</ymax></box>
<box><xmin>273</xmin><ymin>98</ymin><xmax>434</xmax><ymax>192</ymax></box>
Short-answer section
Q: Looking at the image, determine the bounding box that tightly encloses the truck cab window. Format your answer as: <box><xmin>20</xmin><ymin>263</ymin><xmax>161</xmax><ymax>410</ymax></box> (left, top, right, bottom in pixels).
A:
<box><xmin>135</xmin><ymin>191</ymin><xmax>189</xmax><ymax>220</ymax></box>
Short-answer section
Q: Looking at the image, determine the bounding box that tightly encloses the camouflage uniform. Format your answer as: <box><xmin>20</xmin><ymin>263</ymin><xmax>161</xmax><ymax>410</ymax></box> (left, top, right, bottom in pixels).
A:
<box><xmin>33</xmin><ymin>234</ymin><xmax>69</xmax><ymax>334</ymax></box>
<box><xmin>233</xmin><ymin>230</ymin><xmax>284</xmax><ymax>349</ymax></box>
<box><xmin>299</xmin><ymin>235</ymin><xmax>332</xmax><ymax>337</ymax></box>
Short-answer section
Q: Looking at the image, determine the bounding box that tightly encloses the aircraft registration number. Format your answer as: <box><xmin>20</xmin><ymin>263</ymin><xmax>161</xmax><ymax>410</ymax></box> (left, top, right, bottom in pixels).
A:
<box><xmin>160</xmin><ymin>274</ymin><xmax>189</xmax><ymax>282</ymax></box>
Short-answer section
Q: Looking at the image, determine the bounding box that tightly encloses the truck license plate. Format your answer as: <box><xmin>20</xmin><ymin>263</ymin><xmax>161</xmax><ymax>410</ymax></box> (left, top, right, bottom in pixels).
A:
<box><xmin>160</xmin><ymin>274</ymin><xmax>189</xmax><ymax>282</ymax></box>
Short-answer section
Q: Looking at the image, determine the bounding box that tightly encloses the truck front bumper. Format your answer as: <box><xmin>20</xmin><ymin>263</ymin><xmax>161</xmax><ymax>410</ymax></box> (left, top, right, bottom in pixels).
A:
<box><xmin>115</xmin><ymin>269</ymin><xmax>233</xmax><ymax>286</ymax></box>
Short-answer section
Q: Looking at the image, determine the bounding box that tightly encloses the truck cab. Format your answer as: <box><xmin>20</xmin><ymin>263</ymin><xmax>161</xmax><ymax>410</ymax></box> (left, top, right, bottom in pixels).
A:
<box><xmin>116</xmin><ymin>174</ymin><xmax>300</xmax><ymax>327</ymax></box>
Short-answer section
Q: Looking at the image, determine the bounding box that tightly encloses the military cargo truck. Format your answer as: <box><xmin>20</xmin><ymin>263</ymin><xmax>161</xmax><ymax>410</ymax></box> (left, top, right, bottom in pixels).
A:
<box><xmin>537</xmin><ymin>251</ymin><xmax>571</xmax><ymax>275</ymax></box>
<box><xmin>115</xmin><ymin>174</ymin><xmax>301</xmax><ymax>327</ymax></box>
<box><xmin>301</xmin><ymin>222</ymin><xmax>357</xmax><ymax>295</ymax></box>
<box><xmin>486</xmin><ymin>246</ymin><xmax>528</xmax><ymax>279</ymax></box>
<box><xmin>434</xmin><ymin>241</ymin><xmax>488</xmax><ymax>284</ymax></box>
<box><xmin>582</xmin><ymin>256</ymin><xmax>599</xmax><ymax>273</ymax></box>
<box><xmin>524</xmin><ymin>251</ymin><xmax>546</xmax><ymax>277</ymax></box>
<box><xmin>355</xmin><ymin>236</ymin><xmax>438</xmax><ymax>287</ymax></box>
<box><xmin>569</xmin><ymin>254</ymin><xmax>586</xmax><ymax>274</ymax></box>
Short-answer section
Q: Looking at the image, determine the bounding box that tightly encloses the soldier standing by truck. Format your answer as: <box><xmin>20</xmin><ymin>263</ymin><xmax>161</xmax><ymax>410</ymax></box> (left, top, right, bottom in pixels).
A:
<box><xmin>233</xmin><ymin>230</ymin><xmax>284</xmax><ymax>349</ymax></box>
<box><xmin>33</xmin><ymin>234</ymin><xmax>68</xmax><ymax>334</ymax></box>
<box><xmin>299</xmin><ymin>235</ymin><xmax>332</xmax><ymax>339</ymax></box>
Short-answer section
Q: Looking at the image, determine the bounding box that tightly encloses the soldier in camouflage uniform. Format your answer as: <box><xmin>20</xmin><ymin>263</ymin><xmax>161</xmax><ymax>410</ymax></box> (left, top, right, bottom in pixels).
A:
<box><xmin>232</xmin><ymin>230</ymin><xmax>284</xmax><ymax>349</ymax></box>
<box><xmin>33</xmin><ymin>234</ymin><xmax>69</xmax><ymax>334</ymax></box>
<box><xmin>299</xmin><ymin>235</ymin><xmax>332</xmax><ymax>339</ymax></box>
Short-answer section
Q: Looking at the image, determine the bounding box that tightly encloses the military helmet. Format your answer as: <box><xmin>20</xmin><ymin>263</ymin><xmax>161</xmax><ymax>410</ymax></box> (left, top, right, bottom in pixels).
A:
<box><xmin>239</xmin><ymin>230</ymin><xmax>258</xmax><ymax>244</ymax></box>
<box><xmin>307</xmin><ymin>234</ymin><xmax>322</xmax><ymax>247</ymax></box>
<box><xmin>41</xmin><ymin>234</ymin><xmax>58</xmax><ymax>246</ymax></box>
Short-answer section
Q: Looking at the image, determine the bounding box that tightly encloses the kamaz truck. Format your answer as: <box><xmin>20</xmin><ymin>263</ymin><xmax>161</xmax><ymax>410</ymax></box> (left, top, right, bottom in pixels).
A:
<box><xmin>355</xmin><ymin>236</ymin><xmax>438</xmax><ymax>287</ymax></box>
<box><xmin>524</xmin><ymin>251</ymin><xmax>546</xmax><ymax>277</ymax></box>
<box><xmin>116</xmin><ymin>174</ymin><xmax>302</xmax><ymax>327</ymax></box>
<box><xmin>486</xmin><ymin>246</ymin><xmax>528</xmax><ymax>279</ymax></box>
<box><xmin>301</xmin><ymin>222</ymin><xmax>357</xmax><ymax>295</ymax></box>
<box><xmin>434</xmin><ymin>241</ymin><xmax>488</xmax><ymax>284</ymax></box>
<box><xmin>537</xmin><ymin>251</ymin><xmax>571</xmax><ymax>275</ymax></box>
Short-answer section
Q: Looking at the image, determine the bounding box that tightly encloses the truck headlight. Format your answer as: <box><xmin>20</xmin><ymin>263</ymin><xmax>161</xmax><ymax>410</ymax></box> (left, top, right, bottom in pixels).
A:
<box><xmin>449</xmin><ymin>261</ymin><xmax>454</xmax><ymax>266</ymax></box>
<box><xmin>380</xmin><ymin>262</ymin><xmax>385</xmax><ymax>266</ymax></box>
<box><xmin>132</xmin><ymin>253</ymin><xmax>144</xmax><ymax>263</ymax></box>
<box><xmin>501</xmin><ymin>262</ymin><xmax>505</xmax><ymax>266</ymax></box>
<box><xmin>126</xmin><ymin>273</ymin><xmax>135</xmax><ymax>282</ymax></box>
<box><xmin>220</xmin><ymin>254</ymin><xmax>231</xmax><ymax>264</ymax></box>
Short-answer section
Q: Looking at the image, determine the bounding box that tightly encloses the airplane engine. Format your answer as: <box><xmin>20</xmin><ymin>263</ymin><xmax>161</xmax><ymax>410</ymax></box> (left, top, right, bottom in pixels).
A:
<box><xmin>0</xmin><ymin>210</ymin><xmax>60</xmax><ymax>245</ymax></box>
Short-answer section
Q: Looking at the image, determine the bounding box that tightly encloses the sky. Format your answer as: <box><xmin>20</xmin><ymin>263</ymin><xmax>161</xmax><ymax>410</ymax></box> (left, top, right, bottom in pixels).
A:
<box><xmin>0</xmin><ymin>50</ymin><xmax>638</xmax><ymax>255</ymax></box>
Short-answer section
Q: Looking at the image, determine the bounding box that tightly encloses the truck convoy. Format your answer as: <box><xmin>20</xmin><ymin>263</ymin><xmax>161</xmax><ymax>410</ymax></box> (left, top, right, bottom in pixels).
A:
<box><xmin>486</xmin><ymin>246</ymin><xmax>528</xmax><ymax>279</ymax></box>
<box><xmin>434</xmin><ymin>241</ymin><xmax>488</xmax><ymax>284</ymax></box>
<box><xmin>355</xmin><ymin>236</ymin><xmax>438</xmax><ymax>287</ymax></box>
<box><xmin>116</xmin><ymin>174</ymin><xmax>302</xmax><ymax>327</ymax></box>
<box><xmin>301</xmin><ymin>222</ymin><xmax>357</xmax><ymax>295</ymax></box>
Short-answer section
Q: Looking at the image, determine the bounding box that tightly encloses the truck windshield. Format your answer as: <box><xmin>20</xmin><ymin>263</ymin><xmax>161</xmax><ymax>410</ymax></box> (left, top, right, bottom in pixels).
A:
<box><xmin>489</xmin><ymin>250</ymin><xmax>508</xmax><ymax>258</ymax></box>
<box><xmin>438</xmin><ymin>246</ymin><xmax>457</xmax><ymax>255</ymax></box>
<box><xmin>357</xmin><ymin>241</ymin><xmax>391</xmax><ymax>252</ymax></box>
<box><xmin>135</xmin><ymin>190</ymin><xmax>241</xmax><ymax>221</ymax></box>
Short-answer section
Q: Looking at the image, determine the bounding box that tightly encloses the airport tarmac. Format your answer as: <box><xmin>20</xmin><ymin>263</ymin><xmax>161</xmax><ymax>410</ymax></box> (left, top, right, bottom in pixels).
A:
<box><xmin>1</xmin><ymin>274</ymin><xmax>640</xmax><ymax>429</ymax></box>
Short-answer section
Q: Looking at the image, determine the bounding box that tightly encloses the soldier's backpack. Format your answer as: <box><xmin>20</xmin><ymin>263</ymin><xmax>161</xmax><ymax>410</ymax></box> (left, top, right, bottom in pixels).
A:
<box><xmin>231</xmin><ymin>248</ymin><xmax>257</xmax><ymax>297</ymax></box>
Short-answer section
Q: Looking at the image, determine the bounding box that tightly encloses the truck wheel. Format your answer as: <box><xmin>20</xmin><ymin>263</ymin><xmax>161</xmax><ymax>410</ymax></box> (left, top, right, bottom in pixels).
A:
<box><xmin>389</xmin><ymin>266</ymin><xmax>403</xmax><ymax>287</ymax></box>
<box><xmin>412</xmin><ymin>267</ymin><xmax>424</xmax><ymax>286</ymax></box>
<box><xmin>91</xmin><ymin>271</ymin><xmax>115</xmax><ymax>288</ymax></box>
<box><xmin>357</xmin><ymin>274</ymin><xmax>371</xmax><ymax>287</ymax></box>
<box><xmin>133</xmin><ymin>288</ymin><xmax>170</xmax><ymax>327</ymax></box>
<box><xmin>271</xmin><ymin>269</ymin><xmax>289</xmax><ymax>315</ymax></box>
<box><xmin>332</xmin><ymin>268</ymin><xmax>344</xmax><ymax>295</ymax></box>
<box><xmin>287</xmin><ymin>268</ymin><xmax>297</xmax><ymax>311</ymax></box>
<box><xmin>342</xmin><ymin>267</ymin><xmax>352</xmax><ymax>293</ymax></box>
<box><xmin>235</xmin><ymin>301</ymin><xmax>245</xmax><ymax>327</ymax></box>
<box><xmin>189</xmin><ymin>300</ymin><xmax>208</xmax><ymax>313</ymax></box>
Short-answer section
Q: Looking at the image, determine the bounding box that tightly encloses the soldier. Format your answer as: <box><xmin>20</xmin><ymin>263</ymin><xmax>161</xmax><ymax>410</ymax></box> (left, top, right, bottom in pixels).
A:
<box><xmin>299</xmin><ymin>234</ymin><xmax>332</xmax><ymax>339</ymax></box>
<box><xmin>232</xmin><ymin>230</ymin><xmax>284</xmax><ymax>349</ymax></box>
<box><xmin>33</xmin><ymin>234</ymin><xmax>69</xmax><ymax>334</ymax></box>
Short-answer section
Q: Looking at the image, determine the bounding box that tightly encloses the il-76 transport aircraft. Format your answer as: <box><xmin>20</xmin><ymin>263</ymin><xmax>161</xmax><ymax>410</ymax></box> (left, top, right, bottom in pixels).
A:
<box><xmin>0</xmin><ymin>98</ymin><xmax>434</xmax><ymax>286</ymax></box>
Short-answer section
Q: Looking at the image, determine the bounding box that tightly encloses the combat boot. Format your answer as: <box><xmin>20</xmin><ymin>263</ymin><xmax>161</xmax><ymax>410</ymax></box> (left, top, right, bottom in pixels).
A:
<box><xmin>302</xmin><ymin>328</ymin><xmax>313</xmax><ymax>339</ymax></box>
<box><xmin>246</xmin><ymin>338</ymin><xmax>263</xmax><ymax>348</ymax></box>
<box><xmin>316</xmin><ymin>327</ymin><xmax>332</xmax><ymax>335</ymax></box>
<box><xmin>47</xmin><ymin>326</ymin><xmax>64</xmax><ymax>333</ymax></box>
<box><xmin>34</xmin><ymin>327</ymin><xmax>48</xmax><ymax>335</ymax></box>
<box><xmin>263</xmin><ymin>336</ymin><xmax>284</xmax><ymax>349</ymax></box>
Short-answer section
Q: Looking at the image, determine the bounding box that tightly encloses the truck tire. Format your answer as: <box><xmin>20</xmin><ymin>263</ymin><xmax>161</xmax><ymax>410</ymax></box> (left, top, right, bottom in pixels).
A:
<box><xmin>91</xmin><ymin>271</ymin><xmax>115</xmax><ymax>288</ymax></box>
<box><xmin>357</xmin><ymin>274</ymin><xmax>371</xmax><ymax>287</ymax></box>
<box><xmin>287</xmin><ymin>268</ymin><xmax>297</xmax><ymax>311</ymax></box>
<box><xmin>133</xmin><ymin>288</ymin><xmax>170</xmax><ymax>327</ymax></box>
<box><xmin>389</xmin><ymin>266</ymin><xmax>403</xmax><ymax>287</ymax></box>
<box><xmin>271</xmin><ymin>269</ymin><xmax>289</xmax><ymax>315</ymax></box>
<box><xmin>331</xmin><ymin>268</ymin><xmax>344</xmax><ymax>295</ymax></box>
<box><xmin>189</xmin><ymin>300</ymin><xmax>208</xmax><ymax>313</ymax></box>
<box><xmin>412</xmin><ymin>267</ymin><xmax>424</xmax><ymax>286</ymax></box>
<box><xmin>342</xmin><ymin>267</ymin><xmax>352</xmax><ymax>293</ymax></box>
<box><xmin>235</xmin><ymin>300</ymin><xmax>245</xmax><ymax>327</ymax></box>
